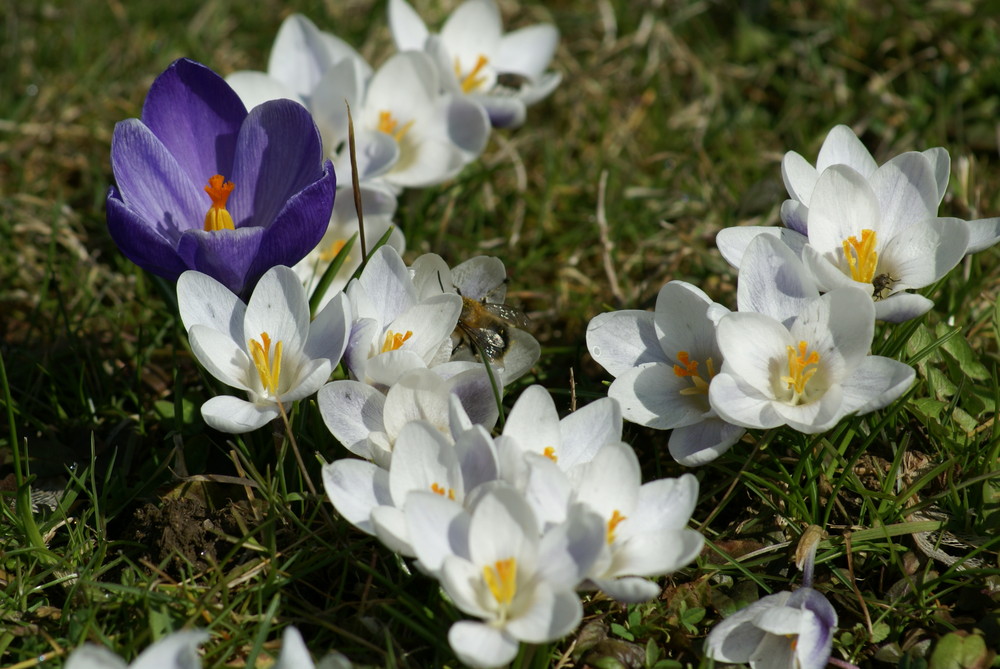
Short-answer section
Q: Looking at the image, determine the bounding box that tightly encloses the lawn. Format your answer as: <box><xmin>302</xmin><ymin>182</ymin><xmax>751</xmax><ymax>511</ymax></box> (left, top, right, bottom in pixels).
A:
<box><xmin>1</xmin><ymin>0</ymin><xmax>998</xmax><ymax>667</ymax></box>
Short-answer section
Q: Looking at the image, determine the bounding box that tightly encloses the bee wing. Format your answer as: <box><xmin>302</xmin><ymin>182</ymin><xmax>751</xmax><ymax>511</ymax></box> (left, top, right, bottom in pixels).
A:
<box><xmin>482</xmin><ymin>303</ymin><xmax>531</xmax><ymax>329</ymax></box>
<box><xmin>462</xmin><ymin>325</ymin><xmax>508</xmax><ymax>360</ymax></box>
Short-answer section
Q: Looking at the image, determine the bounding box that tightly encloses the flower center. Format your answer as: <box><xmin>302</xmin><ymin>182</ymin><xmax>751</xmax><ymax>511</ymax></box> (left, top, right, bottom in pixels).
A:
<box><xmin>542</xmin><ymin>446</ymin><xmax>558</xmax><ymax>462</ymax></box>
<box><xmin>319</xmin><ymin>239</ymin><xmax>347</xmax><ymax>263</ymax></box>
<box><xmin>483</xmin><ymin>557</ymin><xmax>517</xmax><ymax>614</ymax></box>
<box><xmin>673</xmin><ymin>351</ymin><xmax>716</xmax><ymax>395</ymax></box>
<box><xmin>455</xmin><ymin>54</ymin><xmax>490</xmax><ymax>93</ymax></box>
<box><xmin>606</xmin><ymin>509</ymin><xmax>627</xmax><ymax>544</ymax></box>
<box><xmin>203</xmin><ymin>175</ymin><xmax>235</xmax><ymax>232</ymax></box>
<box><xmin>381</xmin><ymin>330</ymin><xmax>413</xmax><ymax>353</ymax></box>
<box><xmin>780</xmin><ymin>340</ymin><xmax>820</xmax><ymax>404</ymax></box>
<box><xmin>842</xmin><ymin>228</ymin><xmax>878</xmax><ymax>283</ymax></box>
<box><xmin>249</xmin><ymin>332</ymin><xmax>283</xmax><ymax>397</ymax></box>
<box><xmin>431</xmin><ymin>482</ymin><xmax>456</xmax><ymax>500</ymax></box>
<box><xmin>377</xmin><ymin>110</ymin><xmax>414</xmax><ymax>142</ymax></box>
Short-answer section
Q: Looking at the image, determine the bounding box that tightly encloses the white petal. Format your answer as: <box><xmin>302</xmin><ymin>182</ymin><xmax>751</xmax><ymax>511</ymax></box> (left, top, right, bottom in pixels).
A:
<box><xmin>781</xmin><ymin>150</ymin><xmax>818</xmax><ymax>204</ymax></box>
<box><xmin>506</xmin><ymin>585</ymin><xmax>583</xmax><ymax>643</ymax></box>
<box><xmin>667</xmin><ymin>419</ymin><xmax>745</xmax><ymax>466</ymax></box>
<box><xmin>708</xmin><ymin>372</ymin><xmax>785</xmax><ymax>430</ymax></box>
<box><xmin>225</xmin><ymin>71</ymin><xmax>302</xmax><ymax>111</ymax></box>
<box><xmin>779</xmin><ymin>199</ymin><xmax>809</xmax><ymax>234</ymax></box>
<box><xmin>304</xmin><ymin>291</ymin><xmax>351</xmax><ymax>363</ymax></box>
<box><xmin>201</xmin><ymin>395</ymin><xmax>276</xmax><ymax>433</ymax></box>
<box><xmin>244</xmin><ymin>266</ymin><xmax>310</xmax><ymax>357</ymax></box>
<box><xmin>705</xmin><ymin>591</ymin><xmax>791</xmax><ymax>663</ymax></box>
<box><xmin>323</xmin><ymin>459</ymin><xmax>389</xmax><ymax>534</ymax></box>
<box><xmin>965</xmin><ymin>216</ymin><xmax>1000</xmax><ymax>254</ymax></box>
<box><xmin>873</xmin><ymin>292</ymin><xmax>933</xmax><ymax>322</ymax></box>
<box><xmin>815</xmin><ymin>124</ymin><xmax>877</xmax><ymax>177</ymax></box>
<box><xmin>590</xmin><ymin>576</ymin><xmax>662</xmax><ymax>603</ymax></box>
<box><xmin>838</xmin><ymin>356</ymin><xmax>914</xmax><ymax>415</ymax></box>
<box><xmin>715</xmin><ymin>226</ymin><xmax>808</xmax><ymax>270</ymax></box>
<box><xmin>606</xmin><ymin>529</ymin><xmax>703</xmax><ymax>578</ymax></box>
<box><xmin>922</xmin><ymin>147</ymin><xmax>951</xmax><ymax>205</ymax></box>
<box><xmin>586</xmin><ymin>310</ymin><xmax>663</xmax><ymax>376</ymax></box>
<box><xmin>447</xmin><ymin>620</ymin><xmax>519</xmax><ymax>669</ymax></box>
<box><xmin>446</xmin><ymin>96</ymin><xmax>491</xmax><ymax>159</ymax></box>
<box><xmin>273</xmin><ymin>627</ymin><xmax>314</xmax><ymax>669</ymax></box>
<box><xmin>388</xmin><ymin>0</ymin><xmax>429</xmax><ymax>51</ymax></box>
<box><xmin>177</xmin><ymin>270</ymin><xmax>244</xmax><ymax>340</ymax></box>
<box><xmin>318</xmin><ymin>381</ymin><xmax>386</xmax><ymax>458</ymax></box>
<box><xmin>807</xmin><ymin>165</ymin><xmax>880</xmax><ymax>258</ymax></box>
<box><xmin>268</xmin><ymin>14</ymin><xmax>334</xmax><ymax>99</ymax></box>
<box><xmin>371</xmin><ymin>506</ymin><xmax>416</xmax><ymax>556</ymax></box>
<box><xmin>497</xmin><ymin>24</ymin><xmax>559</xmax><ymax>78</ymax></box>
<box><xmin>131</xmin><ymin>630</ymin><xmax>209</xmax><ymax>669</ymax></box>
<box><xmin>405</xmin><ymin>490</ymin><xmax>471</xmax><ymax>573</ymax></box>
<box><xmin>468</xmin><ymin>487</ymin><xmax>538</xmax><ymax>571</ymax></box>
<box><xmin>737</xmin><ymin>234</ymin><xmax>819</xmax><ymax>325</ymax></box>
<box><xmin>65</xmin><ymin>646</ymin><xmax>129</xmax><ymax>669</ymax></box>
<box><xmin>627</xmin><ymin>473</ymin><xmax>699</xmax><ymax>533</ymax></box>
<box><xmin>869</xmin><ymin>152</ymin><xmax>938</xmax><ymax>241</ymax></box>
<box><xmin>503</xmin><ymin>385</ymin><xmax>561</xmax><ymax>455</ymax></box>
<box><xmin>715</xmin><ymin>313</ymin><xmax>790</xmax><ymax>396</ymax></box>
<box><xmin>441</xmin><ymin>0</ymin><xmax>502</xmax><ymax>63</ymax></box>
<box><xmin>558</xmin><ymin>396</ymin><xmax>622</xmax><ymax>468</ymax></box>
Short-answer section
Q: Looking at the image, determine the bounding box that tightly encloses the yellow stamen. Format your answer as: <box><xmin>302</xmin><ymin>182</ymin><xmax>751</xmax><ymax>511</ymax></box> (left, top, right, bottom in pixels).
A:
<box><xmin>780</xmin><ymin>340</ymin><xmax>820</xmax><ymax>401</ymax></box>
<box><xmin>249</xmin><ymin>332</ymin><xmax>283</xmax><ymax>397</ymax></box>
<box><xmin>455</xmin><ymin>54</ymin><xmax>490</xmax><ymax>93</ymax></box>
<box><xmin>203</xmin><ymin>174</ymin><xmax>236</xmax><ymax>231</ymax></box>
<box><xmin>483</xmin><ymin>557</ymin><xmax>517</xmax><ymax>607</ymax></box>
<box><xmin>842</xmin><ymin>229</ymin><xmax>878</xmax><ymax>283</ymax></box>
<box><xmin>381</xmin><ymin>330</ymin><xmax>413</xmax><ymax>353</ymax></box>
<box><xmin>377</xmin><ymin>110</ymin><xmax>415</xmax><ymax>142</ymax></box>
<box><xmin>673</xmin><ymin>351</ymin><xmax>716</xmax><ymax>395</ymax></box>
<box><xmin>431</xmin><ymin>483</ymin><xmax>456</xmax><ymax>500</ymax></box>
<box><xmin>319</xmin><ymin>239</ymin><xmax>347</xmax><ymax>263</ymax></box>
<box><xmin>606</xmin><ymin>510</ymin><xmax>627</xmax><ymax>544</ymax></box>
<box><xmin>542</xmin><ymin>446</ymin><xmax>558</xmax><ymax>462</ymax></box>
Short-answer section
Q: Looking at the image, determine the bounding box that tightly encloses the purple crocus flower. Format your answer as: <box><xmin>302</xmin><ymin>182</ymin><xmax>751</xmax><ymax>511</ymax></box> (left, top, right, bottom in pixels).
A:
<box><xmin>106</xmin><ymin>58</ymin><xmax>335</xmax><ymax>298</ymax></box>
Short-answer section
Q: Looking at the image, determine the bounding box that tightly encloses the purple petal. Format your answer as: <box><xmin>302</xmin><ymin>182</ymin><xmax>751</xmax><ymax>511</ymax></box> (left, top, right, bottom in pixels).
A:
<box><xmin>141</xmin><ymin>58</ymin><xmax>246</xmax><ymax>182</ymax></box>
<box><xmin>176</xmin><ymin>226</ymin><xmax>265</xmax><ymax>297</ymax></box>
<box><xmin>106</xmin><ymin>188</ymin><xmax>190</xmax><ymax>281</ymax></box>
<box><xmin>110</xmin><ymin>118</ymin><xmax>205</xmax><ymax>239</ymax></box>
<box><xmin>244</xmin><ymin>160</ymin><xmax>336</xmax><ymax>296</ymax></box>
<box><xmin>229</xmin><ymin>99</ymin><xmax>328</xmax><ymax>227</ymax></box>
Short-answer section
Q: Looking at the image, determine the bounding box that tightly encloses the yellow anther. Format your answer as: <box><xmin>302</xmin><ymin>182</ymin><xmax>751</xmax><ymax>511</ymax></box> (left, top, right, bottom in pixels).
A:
<box><xmin>542</xmin><ymin>446</ymin><xmax>558</xmax><ymax>462</ymax></box>
<box><xmin>673</xmin><ymin>351</ymin><xmax>715</xmax><ymax>395</ymax></box>
<box><xmin>381</xmin><ymin>330</ymin><xmax>414</xmax><ymax>353</ymax></box>
<box><xmin>431</xmin><ymin>482</ymin><xmax>456</xmax><ymax>500</ymax></box>
<box><xmin>456</xmin><ymin>54</ymin><xmax>490</xmax><ymax>93</ymax></box>
<box><xmin>319</xmin><ymin>239</ymin><xmax>347</xmax><ymax>263</ymax></box>
<box><xmin>842</xmin><ymin>229</ymin><xmax>878</xmax><ymax>283</ymax></box>
<box><xmin>249</xmin><ymin>332</ymin><xmax>283</xmax><ymax>397</ymax></box>
<box><xmin>780</xmin><ymin>340</ymin><xmax>820</xmax><ymax>400</ymax></box>
<box><xmin>377</xmin><ymin>110</ymin><xmax>415</xmax><ymax>142</ymax></box>
<box><xmin>606</xmin><ymin>510</ymin><xmax>627</xmax><ymax>544</ymax></box>
<box><xmin>203</xmin><ymin>174</ymin><xmax>236</xmax><ymax>231</ymax></box>
<box><xmin>483</xmin><ymin>558</ymin><xmax>517</xmax><ymax>607</ymax></box>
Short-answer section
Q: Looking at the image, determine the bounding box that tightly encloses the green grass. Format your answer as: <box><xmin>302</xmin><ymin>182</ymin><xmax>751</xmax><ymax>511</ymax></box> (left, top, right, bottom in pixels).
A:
<box><xmin>2</xmin><ymin>0</ymin><xmax>999</xmax><ymax>667</ymax></box>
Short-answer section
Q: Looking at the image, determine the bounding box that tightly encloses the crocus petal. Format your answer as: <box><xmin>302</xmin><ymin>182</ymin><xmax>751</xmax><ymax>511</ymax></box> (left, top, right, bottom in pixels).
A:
<box><xmin>705</xmin><ymin>591</ymin><xmax>791</xmax><ymax>663</ymax></box>
<box><xmin>668</xmin><ymin>419</ymin><xmax>745</xmax><ymax>466</ymax></box>
<box><xmin>503</xmin><ymin>385</ymin><xmax>561</xmax><ymax>454</ymax></box>
<box><xmin>869</xmin><ymin>152</ymin><xmax>937</xmax><ymax>240</ymax></box>
<box><xmin>737</xmin><ymin>234</ymin><xmax>819</xmax><ymax>325</ymax></box>
<box><xmin>267</xmin><ymin>14</ymin><xmax>337</xmax><ymax>101</ymax></box>
<box><xmin>627</xmin><ymin>474</ymin><xmax>699</xmax><ymax>533</ymax></box>
<box><xmin>304</xmin><ymin>291</ymin><xmax>351</xmax><ymax>363</ymax></box>
<box><xmin>807</xmin><ymin>165</ymin><xmax>881</xmax><ymax>258</ymax></box>
<box><xmin>225</xmin><ymin>71</ymin><xmax>303</xmax><ymax>111</ymax></box>
<box><xmin>779</xmin><ymin>199</ymin><xmax>809</xmax><ymax>235</ymax></box>
<box><xmin>65</xmin><ymin>646</ymin><xmax>129</xmax><ymax>669</ymax></box>
<box><xmin>815</xmin><ymin>124</ymin><xmax>878</xmax><ymax>178</ymax></box>
<box><xmin>715</xmin><ymin>312</ymin><xmax>791</xmax><ymax>395</ymax></box>
<box><xmin>781</xmin><ymin>150</ymin><xmax>818</xmax><ymax>205</ymax></box>
<box><xmin>322</xmin><ymin>458</ymin><xmax>390</xmax><ymax>534</ymax></box>
<box><xmin>142</xmin><ymin>59</ymin><xmax>245</xmax><ymax>181</ymax></box>
<box><xmin>609</xmin><ymin>363</ymin><xmax>706</xmax><ymax>429</ymax></box>
<box><xmin>318</xmin><ymin>380</ymin><xmax>386</xmax><ymax>458</ymax></box>
<box><xmin>873</xmin><ymin>292</ymin><xmax>934</xmax><ymax>322</ymax></box>
<box><xmin>110</xmin><ymin>119</ymin><xmax>205</xmax><ymax>240</ymax></box>
<box><xmin>406</xmin><ymin>490</ymin><xmax>472</xmax><ymax>573</ymax></box>
<box><xmin>187</xmin><ymin>325</ymin><xmax>252</xmax><ymax>391</ymax></box>
<box><xmin>176</xmin><ymin>226</ymin><xmax>265</xmax><ymax>298</ymax></box>
<box><xmin>441</xmin><ymin>0</ymin><xmax>503</xmax><ymax>62</ymax></box>
<box><xmin>714</xmin><ymin>226</ymin><xmax>808</xmax><ymax>270</ymax></box>
<box><xmin>177</xmin><ymin>270</ymin><xmax>245</xmax><ymax>340</ymax></box>
<box><xmin>229</xmin><ymin>99</ymin><xmax>327</xmax><ymax>228</ymax></box>
<box><xmin>477</xmin><ymin>96</ymin><xmax>527</xmax><ymax>129</ymax></box>
<box><xmin>497</xmin><ymin>24</ymin><xmax>559</xmax><ymax>78</ymax></box>
<box><xmin>131</xmin><ymin>630</ymin><xmax>210</xmax><ymax>669</ymax></box>
<box><xmin>708</xmin><ymin>372</ymin><xmax>786</xmax><ymax>430</ymax></box>
<box><xmin>201</xmin><ymin>395</ymin><xmax>277</xmax><ymax>432</ymax></box>
<box><xmin>608</xmin><ymin>530</ymin><xmax>704</xmax><ymax>578</ymax></box>
<box><xmin>446</xmin><ymin>96</ymin><xmax>491</xmax><ymax>158</ymax></box>
<box><xmin>506</xmin><ymin>586</ymin><xmax>582</xmax><ymax>643</ymax></box>
<box><xmin>388</xmin><ymin>0</ymin><xmax>430</xmax><ymax>51</ymax></box>
<box><xmin>106</xmin><ymin>191</ymin><xmax>192</xmax><ymax>282</ymax></box>
<box><xmin>243</xmin><ymin>266</ymin><xmax>310</xmax><ymax>357</ymax></box>
<box><xmin>448</xmin><ymin>620</ymin><xmax>518</xmax><ymax>669</ymax></box>
<box><xmin>590</xmin><ymin>576</ymin><xmax>663</xmax><ymax>603</ymax></box>
<box><xmin>558</xmin><ymin>397</ymin><xmax>622</xmax><ymax>468</ymax></box>
<box><xmin>965</xmin><ymin>216</ymin><xmax>1000</xmax><ymax>254</ymax></box>
<box><xmin>838</xmin><ymin>356</ymin><xmax>914</xmax><ymax>414</ymax></box>
<box><xmin>587</xmin><ymin>310</ymin><xmax>663</xmax><ymax>375</ymax></box>
<box><xmin>273</xmin><ymin>627</ymin><xmax>314</xmax><ymax>669</ymax></box>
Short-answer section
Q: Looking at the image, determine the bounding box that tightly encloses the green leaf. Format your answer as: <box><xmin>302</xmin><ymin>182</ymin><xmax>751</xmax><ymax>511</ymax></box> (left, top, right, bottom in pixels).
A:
<box><xmin>937</xmin><ymin>323</ymin><xmax>990</xmax><ymax>380</ymax></box>
<box><xmin>929</xmin><ymin>632</ymin><xmax>988</xmax><ymax>669</ymax></box>
<box><xmin>610</xmin><ymin>622</ymin><xmax>634</xmax><ymax>641</ymax></box>
<box><xmin>870</xmin><ymin>621</ymin><xmax>890</xmax><ymax>643</ymax></box>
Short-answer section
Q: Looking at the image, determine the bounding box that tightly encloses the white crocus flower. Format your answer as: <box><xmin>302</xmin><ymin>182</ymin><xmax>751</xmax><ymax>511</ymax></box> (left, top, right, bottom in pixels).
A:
<box><xmin>587</xmin><ymin>281</ymin><xmax>746</xmax><ymax>465</ymax></box>
<box><xmin>65</xmin><ymin>630</ymin><xmax>208</xmax><ymax>669</ymax></box>
<box><xmin>569</xmin><ymin>443</ymin><xmax>704</xmax><ymax>603</ymax></box>
<box><xmin>710</xmin><ymin>283</ymin><xmax>913</xmax><ymax>433</ymax></box>
<box><xmin>344</xmin><ymin>246</ymin><xmax>464</xmax><ymax>388</ymax></box>
<box><xmin>389</xmin><ymin>0</ymin><xmax>561</xmax><ymax>128</ymax></box>
<box><xmin>177</xmin><ymin>266</ymin><xmax>350</xmax><ymax>433</ymax></box>
<box><xmin>781</xmin><ymin>124</ymin><xmax>1000</xmax><ymax>253</ymax></box>
<box><xmin>705</xmin><ymin>587</ymin><xmax>837</xmax><ymax>669</ymax></box>
<box><xmin>403</xmin><ymin>485</ymin><xmax>604</xmax><ymax>668</ymax></box>
<box><xmin>799</xmin><ymin>161</ymin><xmax>969</xmax><ymax>322</ymax></box>
<box><xmin>411</xmin><ymin>253</ymin><xmax>540</xmax><ymax>384</ymax></box>
<box><xmin>319</xmin><ymin>367</ymin><xmax>498</xmax><ymax>468</ymax></box>
<box><xmin>362</xmin><ymin>51</ymin><xmax>490</xmax><ymax>190</ymax></box>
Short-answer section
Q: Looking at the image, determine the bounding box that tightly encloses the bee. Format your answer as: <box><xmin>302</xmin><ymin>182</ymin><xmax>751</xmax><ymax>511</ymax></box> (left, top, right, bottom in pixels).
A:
<box><xmin>493</xmin><ymin>72</ymin><xmax>531</xmax><ymax>95</ymax></box>
<box><xmin>455</xmin><ymin>295</ymin><xmax>531</xmax><ymax>362</ymax></box>
<box><xmin>871</xmin><ymin>273</ymin><xmax>898</xmax><ymax>301</ymax></box>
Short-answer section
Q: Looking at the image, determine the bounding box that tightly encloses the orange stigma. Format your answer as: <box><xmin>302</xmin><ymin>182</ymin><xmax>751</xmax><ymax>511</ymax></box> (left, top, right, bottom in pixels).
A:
<box><xmin>203</xmin><ymin>175</ymin><xmax>235</xmax><ymax>231</ymax></box>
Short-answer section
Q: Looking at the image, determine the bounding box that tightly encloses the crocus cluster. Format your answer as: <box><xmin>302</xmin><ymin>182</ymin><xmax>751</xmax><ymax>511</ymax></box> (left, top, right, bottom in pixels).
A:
<box><xmin>588</xmin><ymin>124</ymin><xmax>1000</xmax><ymax>466</ymax></box>
<box><xmin>323</xmin><ymin>385</ymin><xmax>704</xmax><ymax>667</ymax></box>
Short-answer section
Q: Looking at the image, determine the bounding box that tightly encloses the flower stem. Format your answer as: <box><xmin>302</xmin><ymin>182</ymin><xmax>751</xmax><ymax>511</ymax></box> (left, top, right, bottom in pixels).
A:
<box><xmin>275</xmin><ymin>400</ymin><xmax>336</xmax><ymax>527</ymax></box>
